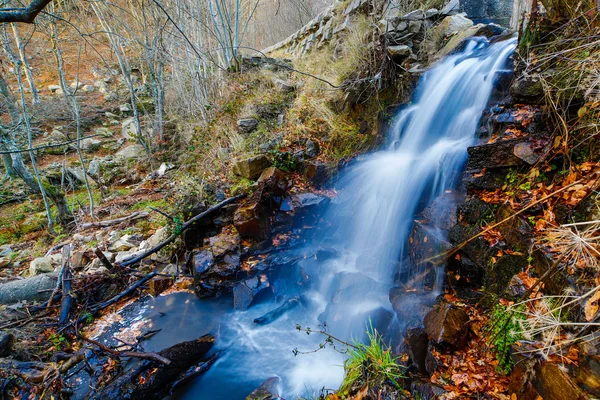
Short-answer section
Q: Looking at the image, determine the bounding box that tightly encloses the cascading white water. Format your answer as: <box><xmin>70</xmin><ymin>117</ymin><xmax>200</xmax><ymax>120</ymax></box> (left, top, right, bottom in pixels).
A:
<box><xmin>174</xmin><ymin>36</ymin><xmax>517</xmax><ymax>400</ymax></box>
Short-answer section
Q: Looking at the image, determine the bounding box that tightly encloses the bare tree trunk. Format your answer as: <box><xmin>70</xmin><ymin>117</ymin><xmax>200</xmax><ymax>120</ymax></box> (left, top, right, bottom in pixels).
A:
<box><xmin>11</xmin><ymin>23</ymin><xmax>40</xmax><ymax>105</ymax></box>
<box><xmin>90</xmin><ymin>1</ymin><xmax>150</xmax><ymax>155</ymax></box>
<box><xmin>49</xmin><ymin>16</ymin><xmax>95</xmax><ymax>218</ymax></box>
<box><xmin>1</xmin><ymin>28</ymin><xmax>71</xmax><ymax>231</ymax></box>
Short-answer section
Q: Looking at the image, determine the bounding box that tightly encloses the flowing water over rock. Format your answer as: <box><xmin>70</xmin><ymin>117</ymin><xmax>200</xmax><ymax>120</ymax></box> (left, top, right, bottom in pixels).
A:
<box><xmin>173</xmin><ymin>36</ymin><xmax>517</xmax><ymax>399</ymax></box>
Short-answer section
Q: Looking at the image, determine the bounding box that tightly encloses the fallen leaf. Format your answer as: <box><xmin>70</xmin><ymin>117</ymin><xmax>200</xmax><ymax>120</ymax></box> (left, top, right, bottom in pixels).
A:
<box><xmin>585</xmin><ymin>290</ymin><xmax>600</xmax><ymax>321</ymax></box>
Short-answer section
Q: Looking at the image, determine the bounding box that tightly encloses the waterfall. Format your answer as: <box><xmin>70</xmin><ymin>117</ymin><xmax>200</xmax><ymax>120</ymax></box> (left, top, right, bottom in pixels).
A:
<box><xmin>175</xmin><ymin>36</ymin><xmax>517</xmax><ymax>400</ymax></box>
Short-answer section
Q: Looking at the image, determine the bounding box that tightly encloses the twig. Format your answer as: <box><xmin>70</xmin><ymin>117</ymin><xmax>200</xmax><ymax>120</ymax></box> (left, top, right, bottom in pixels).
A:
<box><xmin>149</xmin><ymin>207</ymin><xmax>175</xmax><ymax>222</ymax></box>
<box><xmin>79</xmin><ymin>212</ymin><xmax>149</xmax><ymax>230</ymax></box>
<box><xmin>59</xmin><ymin>247</ymin><xmax>73</xmax><ymax>325</ymax></box>
<box><xmin>81</xmin><ymin>272</ymin><xmax>158</xmax><ymax>321</ymax></box>
<box><xmin>94</xmin><ymin>248</ymin><xmax>115</xmax><ymax>270</ymax></box>
<box><xmin>80</xmin><ymin>335</ymin><xmax>171</xmax><ymax>365</ymax></box>
<box><xmin>0</xmin><ymin>133</ymin><xmax>103</xmax><ymax>154</ymax></box>
<box><xmin>120</xmin><ymin>194</ymin><xmax>245</xmax><ymax>267</ymax></box>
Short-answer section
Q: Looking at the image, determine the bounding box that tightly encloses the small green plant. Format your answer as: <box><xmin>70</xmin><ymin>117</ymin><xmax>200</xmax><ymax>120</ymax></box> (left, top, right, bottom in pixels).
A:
<box><xmin>338</xmin><ymin>325</ymin><xmax>404</xmax><ymax>397</ymax></box>
<box><xmin>49</xmin><ymin>333</ymin><xmax>69</xmax><ymax>350</ymax></box>
<box><xmin>267</xmin><ymin>149</ymin><xmax>300</xmax><ymax>172</ymax></box>
<box><xmin>82</xmin><ymin>312</ymin><xmax>94</xmax><ymax>324</ymax></box>
<box><xmin>484</xmin><ymin>303</ymin><xmax>525</xmax><ymax>374</ymax></box>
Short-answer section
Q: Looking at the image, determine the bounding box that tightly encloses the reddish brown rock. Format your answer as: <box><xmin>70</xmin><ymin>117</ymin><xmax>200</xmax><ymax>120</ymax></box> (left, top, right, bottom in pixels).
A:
<box><xmin>423</xmin><ymin>302</ymin><xmax>469</xmax><ymax>349</ymax></box>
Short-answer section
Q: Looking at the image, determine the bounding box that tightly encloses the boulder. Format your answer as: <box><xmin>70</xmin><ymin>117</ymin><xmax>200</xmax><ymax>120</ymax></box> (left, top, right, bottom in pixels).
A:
<box><xmin>121</xmin><ymin>117</ymin><xmax>138</xmax><ymax>140</ymax></box>
<box><xmin>388</xmin><ymin>45</ymin><xmax>412</xmax><ymax>60</ymax></box>
<box><xmin>82</xmin><ymin>84</ymin><xmax>95</xmax><ymax>92</ymax></box>
<box><xmin>0</xmin><ymin>274</ymin><xmax>58</xmax><ymax>305</ymax></box>
<box><xmin>237</xmin><ymin>118</ymin><xmax>259</xmax><ymax>134</ymax></box>
<box><xmin>433</xmin><ymin>14</ymin><xmax>473</xmax><ymax>38</ymax></box>
<box><xmin>271</xmin><ymin>77</ymin><xmax>295</xmax><ymax>92</ymax></box>
<box><xmin>115</xmin><ymin>144</ymin><xmax>145</xmax><ymax>160</ymax></box>
<box><xmin>440</xmin><ymin>0</ymin><xmax>459</xmax><ymax>15</ymax></box>
<box><xmin>95</xmin><ymin>127</ymin><xmax>113</xmax><ymax>138</ymax></box>
<box><xmin>119</xmin><ymin>103</ymin><xmax>132</xmax><ymax>113</ymax></box>
<box><xmin>48</xmin><ymin>84</ymin><xmax>61</xmax><ymax>93</ymax></box>
<box><xmin>232</xmin><ymin>155</ymin><xmax>271</xmax><ymax>179</ymax></box>
<box><xmin>81</xmin><ymin>138</ymin><xmax>102</xmax><ymax>153</ymax></box>
<box><xmin>424</xmin><ymin>302</ymin><xmax>469</xmax><ymax>349</ymax></box>
<box><xmin>30</xmin><ymin>257</ymin><xmax>54</xmax><ymax>276</ymax></box>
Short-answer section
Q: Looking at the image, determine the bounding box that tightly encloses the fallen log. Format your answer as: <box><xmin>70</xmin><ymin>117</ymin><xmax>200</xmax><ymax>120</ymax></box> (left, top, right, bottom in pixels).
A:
<box><xmin>120</xmin><ymin>194</ymin><xmax>246</xmax><ymax>267</ymax></box>
<box><xmin>88</xmin><ymin>334</ymin><xmax>215</xmax><ymax>400</ymax></box>
<box><xmin>79</xmin><ymin>212</ymin><xmax>149</xmax><ymax>230</ymax></box>
<box><xmin>169</xmin><ymin>352</ymin><xmax>219</xmax><ymax>394</ymax></box>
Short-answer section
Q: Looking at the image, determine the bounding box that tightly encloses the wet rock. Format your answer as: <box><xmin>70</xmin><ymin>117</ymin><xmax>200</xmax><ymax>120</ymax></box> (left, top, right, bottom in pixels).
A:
<box><xmin>404</xmin><ymin>325</ymin><xmax>429</xmax><ymax>374</ymax></box>
<box><xmin>238</xmin><ymin>118</ymin><xmax>259</xmax><ymax>134</ymax></box>
<box><xmin>467</xmin><ymin>137</ymin><xmax>549</xmax><ymax>169</ymax></box>
<box><xmin>232</xmin><ymin>155</ymin><xmax>271</xmax><ymax>179</ymax></box>
<box><xmin>0</xmin><ymin>274</ymin><xmax>58</xmax><ymax>305</ymax></box>
<box><xmin>422</xmin><ymin>191</ymin><xmax>463</xmax><ymax>230</ymax></box>
<box><xmin>148</xmin><ymin>276</ymin><xmax>174</xmax><ymax>297</ymax></box>
<box><xmin>257</xmin><ymin>167</ymin><xmax>288</xmax><ymax>197</ymax></box>
<box><xmin>246</xmin><ymin>377</ymin><xmax>280</xmax><ymax>400</ymax></box>
<box><xmin>496</xmin><ymin>204</ymin><xmax>533</xmax><ymax>250</ymax></box>
<box><xmin>304</xmin><ymin>160</ymin><xmax>328</xmax><ymax>188</ymax></box>
<box><xmin>423</xmin><ymin>302</ymin><xmax>469</xmax><ymax>349</ymax></box>
<box><xmin>192</xmin><ymin>228</ymin><xmax>243</xmax><ymax>298</ymax></box>
<box><xmin>409</xmin><ymin>222</ymin><xmax>450</xmax><ymax>285</ymax></box>
<box><xmin>233</xmin><ymin>275</ymin><xmax>272</xmax><ymax>310</ymax></box>
<box><xmin>30</xmin><ymin>257</ymin><xmax>54</xmax><ymax>276</ymax></box>
<box><xmin>234</xmin><ymin>201</ymin><xmax>270</xmax><ymax>239</ymax></box>
<box><xmin>254</xmin><ymin>298</ymin><xmax>300</xmax><ymax>325</ymax></box>
<box><xmin>486</xmin><ymin>254</ymin><xmax>528</xmax><ymax>295</ymax></box>
<box><xmin>280</xmin><ymin>193</ymin><xmax>328</xmax><ymax>213</ymax></box>
<box><xmin>463</xmin><ymin>167</ymin><xmax>508</xmax><ymax>192</ymax></box>
<box><xmin>0</xmin><ymin>332</ymin><xmax>14</xmax><ymax>357</ymax></box>
<box><xmin>510</xmin><ymin>75</ymin><xmax>544</xmax><ymax>104</ymax></box>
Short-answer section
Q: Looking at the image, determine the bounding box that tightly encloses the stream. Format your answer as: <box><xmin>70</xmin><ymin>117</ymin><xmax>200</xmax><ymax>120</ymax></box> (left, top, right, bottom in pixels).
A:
<box><xmin>138</xmin><ymin>36</ymin><xmax>517</xmax><ymax>399</ymax></box>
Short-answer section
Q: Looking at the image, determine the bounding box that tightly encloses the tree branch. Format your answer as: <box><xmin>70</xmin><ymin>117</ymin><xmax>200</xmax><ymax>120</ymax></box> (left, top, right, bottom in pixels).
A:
<box><xmin>0</xmin><ymin>0</ymin><xmax>53</xmax><ymax>23</ymax></box>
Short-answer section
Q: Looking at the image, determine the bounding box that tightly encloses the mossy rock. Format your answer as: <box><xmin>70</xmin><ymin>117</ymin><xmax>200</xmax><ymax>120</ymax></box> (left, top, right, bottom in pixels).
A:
<box><xmin>20</xmin><ymin>212</ymin><xmax>46</xmax><ymax>234</ymax></box>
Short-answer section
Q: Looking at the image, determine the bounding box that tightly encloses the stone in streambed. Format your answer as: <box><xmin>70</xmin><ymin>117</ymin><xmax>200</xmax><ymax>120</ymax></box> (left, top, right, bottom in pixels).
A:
<box><xmin>423</xmin><ymin>301</ymin><xmax>469</xmax><ymax>349</ymax></box>
<box><xmin>246</xmin><ymin>377</ymin><xmax>280</xmax><ymax>400</ymax></box>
